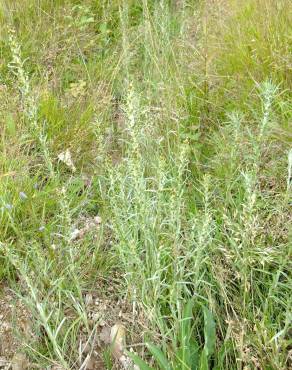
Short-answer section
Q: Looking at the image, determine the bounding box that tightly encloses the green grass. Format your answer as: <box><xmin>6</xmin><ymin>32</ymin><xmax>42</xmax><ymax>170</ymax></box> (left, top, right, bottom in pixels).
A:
<box><xmin>0</xmin><ymin>0</ymin><xmax>291</xmax><ymax>369</ymax></box>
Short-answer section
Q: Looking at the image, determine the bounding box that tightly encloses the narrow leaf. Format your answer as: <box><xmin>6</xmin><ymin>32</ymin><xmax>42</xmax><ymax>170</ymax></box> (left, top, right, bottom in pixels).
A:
<box><xmin>126</xmin><ymin>351</ymin><xmax>154</xmax><ymax>370</ymax></box>
<box><xmin>147</xmin><ymin>343</ymin><xmax>171</xmax><ymax>370</ymax></box>
<box><xmin>199</xmin><ymin>349</ymin><xmax>208</xmax><ymax>370</ymax></box>
<box><xmin>203</xmin><ymin>307</ymin><xmax>216</xmax><ymax>358</ymax></box>
<box><xmin>179</xmin><ymin>300</ymin><xmax>194</xmax><ymax>368</ymax></box>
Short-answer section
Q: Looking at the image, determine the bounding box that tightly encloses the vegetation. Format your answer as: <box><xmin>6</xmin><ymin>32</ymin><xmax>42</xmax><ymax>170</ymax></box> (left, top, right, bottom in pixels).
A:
<box><xmin>0</xmin><ymin>0</ymin><xmax>291</xmax><ymax>369</ymax></box>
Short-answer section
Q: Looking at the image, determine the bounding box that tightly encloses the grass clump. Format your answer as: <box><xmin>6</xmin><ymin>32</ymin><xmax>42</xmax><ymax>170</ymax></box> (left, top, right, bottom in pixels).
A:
<box><xmin>0</xmin><ymin>0</ymin><xmax>291</xmax><ymax>369</ymax></box>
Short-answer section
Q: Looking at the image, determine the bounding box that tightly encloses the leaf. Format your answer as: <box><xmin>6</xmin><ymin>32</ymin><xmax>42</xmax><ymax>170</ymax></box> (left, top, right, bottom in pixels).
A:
<box><xmin>94</xmin><ymin>215</ymin><xmax>102</xmax><ymax>224</ymax></box>
<box><xmin>147</xmin><ymin>342</ymin><xmax>171</xmax><ymax>370</ymax></box>
<box><xmin>70</xmin><ymin>228</ymin><xmax>80</xmax><ymax>241</ymax></box>
<box><xmin>189</xmin><ymin>338</ymin><xmax>199</xmax><ymax>370</ymax></box>
<box><xmin>202</xmin><ymin>307</ymin><xmax>216</xmax><ymax>358</ymax></box>
<box><xmin>199</xmin><ymin>349</ymin><xmax>208</xmax><ymax>370</ymax></box>
<box><xmin>11</xmin><ymin>353</ymin><xmax>29</xmax><ymax>370</ymax></box>
<box><xmin>100</xmin><ymin>326</ymin><xmax>111</xmax><ymax>344</ymax></box>
<box><xmin>181</xmin><ymin>300</ymin><xmax>194</xmax><ymax>339</ymax></box>
<box><xmin>178</xmin><ymin>300</ymin><xmax>194</xmax><ymax>369</ymax></box>
<box><xmin>70</xmin><ymin>215</ymin><xmax>102</xmax><ymax>241</ymax></box>
<box><xmin>126</xmin><ymin>351</ymin><xmax>154</xmax><ymax>370</ymax></box>
<box><xmin>99</xmin><ymin>22</ymin><xmax>108</xmax><ymax>33</ymax></box>
<box><xmin>85</xmin><ymin>293</ymin><xmax>93</xmax><ymax>306</ymax></box>
<box><xmin>6</xmin><ymin>113</ymin><xmax>16</xmax><ymax>136</ymax></box>
<box><xmin>69</xmin><ymin>80</ymin><xmax>86</xmax><ymax>98</ymax></box>
<box><xmin>58</xmin><ymin>149</ymin><xmax>76</xmax><ymax>172</ymax></box>
<box><xmin>119</xmin><ymin>354</ymin><xmax>138</xmax><ymax>370</ymax></box>
<box><xmin>110</xmin><ymin>324</ymin><xmax>126</xmax><ymax>360</ymax></box>
<box><xmin>0</xmin><ymin>357</ymin><xmax>9</xmax><ymax>367</ymax></box>
<box><xmin>84</xmin><ymin>354</ymin><xmax>96</xmax><ymax>370</ymax></box>
<box><xmin>0</xmin><ymin>171</ymin><xmax>16</xmax><ymax>179</ymax></box>
<box><xmin>213</xmin><ymin>340</ymin><xmax>232</xmax><ymax>370</ymax></box>
<box><xmin>288</xmin><ymin>149</ymin><xmax>292</xmax><ymax>189</ymax></box>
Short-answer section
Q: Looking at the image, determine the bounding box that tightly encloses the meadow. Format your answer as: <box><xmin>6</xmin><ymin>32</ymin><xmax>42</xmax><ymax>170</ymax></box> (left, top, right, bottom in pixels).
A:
<box><xmin>0</xmin><ymin>0</ymin><xmax>291</xmax><ymax>369</ymax></box>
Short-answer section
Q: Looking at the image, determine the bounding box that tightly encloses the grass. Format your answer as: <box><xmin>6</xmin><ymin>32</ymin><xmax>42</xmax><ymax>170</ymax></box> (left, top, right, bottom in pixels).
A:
<box><xmin>0</xmin><ymin>0</ymin><xmax>291</xmax><ymax>369</ymax></box>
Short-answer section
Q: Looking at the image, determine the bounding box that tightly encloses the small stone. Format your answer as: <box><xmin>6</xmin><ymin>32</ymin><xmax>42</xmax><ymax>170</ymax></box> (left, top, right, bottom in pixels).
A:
<box><xmin>110</xmin><ymin>324</ymin><xmax>126</xmax><ymax>360</ymax></box>
<box><xmin>85</xmin><ymin>293</ymin><xmax>93</xmax><ymax>306</ymax></box>
<box><xmin>100</xmin><ymin>326</ymin><xmax>111</xmax><ymax>344</ymax></box>
<box><xmin>0</xmin><ymin>357</ymin><xmax>8</xmax><ymax>367</ymax></box>
<box><xmin>99</xmin><ymin>319</ymin><xmax>106</xmax><ymax>327</ymax></box>
<box><xmin>70</xmin><ymin>229</ymin><xmax>80</xmax><ymax>241</ymax></box>
<box><xmin>82</xmin><ymin>342</ymin><xmax>91</xmax><ymax>355</ymax></box>
<box><xmin>92</xmin><ymin>312</ymin><xmax>100</xmax><ymax>322</ymax></box>
<box><xmin>84</xmin><ymin>354</ymin><xmax>96</xmax><ymax>370</ymax></box>
<box><xmin>94</xmin><ymin>216</ymin><xmax>102</xmax><ymax>225</ymax></box>
<box><xmin>11</xmin><ymin>353</ymin><xmax>29</xmax><ymax>370</ymax></box>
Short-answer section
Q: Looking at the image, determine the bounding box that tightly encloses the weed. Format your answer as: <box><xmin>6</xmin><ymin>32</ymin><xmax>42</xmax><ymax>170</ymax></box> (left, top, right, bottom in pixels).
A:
<box><xmin>0</xmin><ymin>0</ymin><xmax>291</xmax><ymax>369</ymax></box>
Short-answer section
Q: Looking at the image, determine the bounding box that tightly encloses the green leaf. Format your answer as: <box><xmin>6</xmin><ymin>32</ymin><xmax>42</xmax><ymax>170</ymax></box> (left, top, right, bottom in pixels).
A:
<box><xmin>178</xmin><ymin>300</ymin><xmax>194</xmax><ymax>369</ymax></box>
<box><xmin>199</xmin><ymin>349</ymin><xmax>208</xmax><ymax>370</ymax></box>
<box><xmin>6</xmin><ymin>114</ymin><xmax>16</xmax><ymax>136</ymax></box>
<box><xmin>147</xmin><ymin>342</ymin><xmax>171</xmax><ymax>370</ymax></box>
<box><xmin>126</xmin><ymin>350</ymin><xmax>154</xmax><ymax>370</ymax></box>
<box><xmin>182</xmin><ymin>300</ymin><xmax>194</xmax><ymax>339</ymax></box>
<box><xmin>189</xmin><ymin>338</ymin><xmax>200</xmax><ymax>370</ymax></box>
<box><xmin>99</xmin><ymin>22</ymin><xmax>108</xmax><ymax>33</ymax></box>
<box><xmin>202</xmin><ymin>307</ymin><xmax>216</xmax><ymax>358</ymax></box>
<box><xmin>213</xmin><ymin>340</ymin><xmax>232</xmax><ymax>370</ymax></box>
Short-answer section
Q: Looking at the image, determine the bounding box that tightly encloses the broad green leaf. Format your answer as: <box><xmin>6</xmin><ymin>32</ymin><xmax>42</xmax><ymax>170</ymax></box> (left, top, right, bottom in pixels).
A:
<box><xmin>179</xmin><ymin>300</ymin><xmax>194</xmax><ymax>369</ymax></box>
<box><xmin>99</xmin><ymin>22</ymin><xmax>108</xmax><ymax>33</ymax></box>
<box><xmin>6</xmin><ymin>114</ymin><xmax>16</xmax><ymax>136</ymax></box>
<box><xmin>202</xmin><ymin>307</ymin><xmax>216</xmax><ymax>358</ymax></box>
<box><xmin>182</xmin><ymin>300</ymin><xmax>194</xmax><ymax>339</ymax></box>
<box><xmin>126</xmin><ymin>350</ymin><xmax>154</xmax><ymax>370</ymax></box>
<box><xmin>199</xmin><ymin>349</ymin><xmax>208</xmax><ymax>370</ymax></box>
<box><xmin>213</xmin><ymin>340</ymin><xmax>233</xmax><ymax>370</ymax></box>
<box><xmin>190</xmin><ymin>338</ymin><xmax>200</xmax><ymax>370</ymax></box>
<box><xmin>147</xmin><ymin>343</ymin><xmax>171</xmax><ymax>370</ymax></box>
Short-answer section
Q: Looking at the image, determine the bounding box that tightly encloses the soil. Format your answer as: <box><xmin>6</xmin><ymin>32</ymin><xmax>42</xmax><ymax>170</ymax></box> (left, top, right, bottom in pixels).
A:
<box><xmin>0</xmin><ymin>283</ymin><xmax>32</xmax><ymax>369</ymax></box>
<box><xmin>0</xmin><ymin>282</ymin><xmax>145</xmax><ymax>370</ymax></box>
